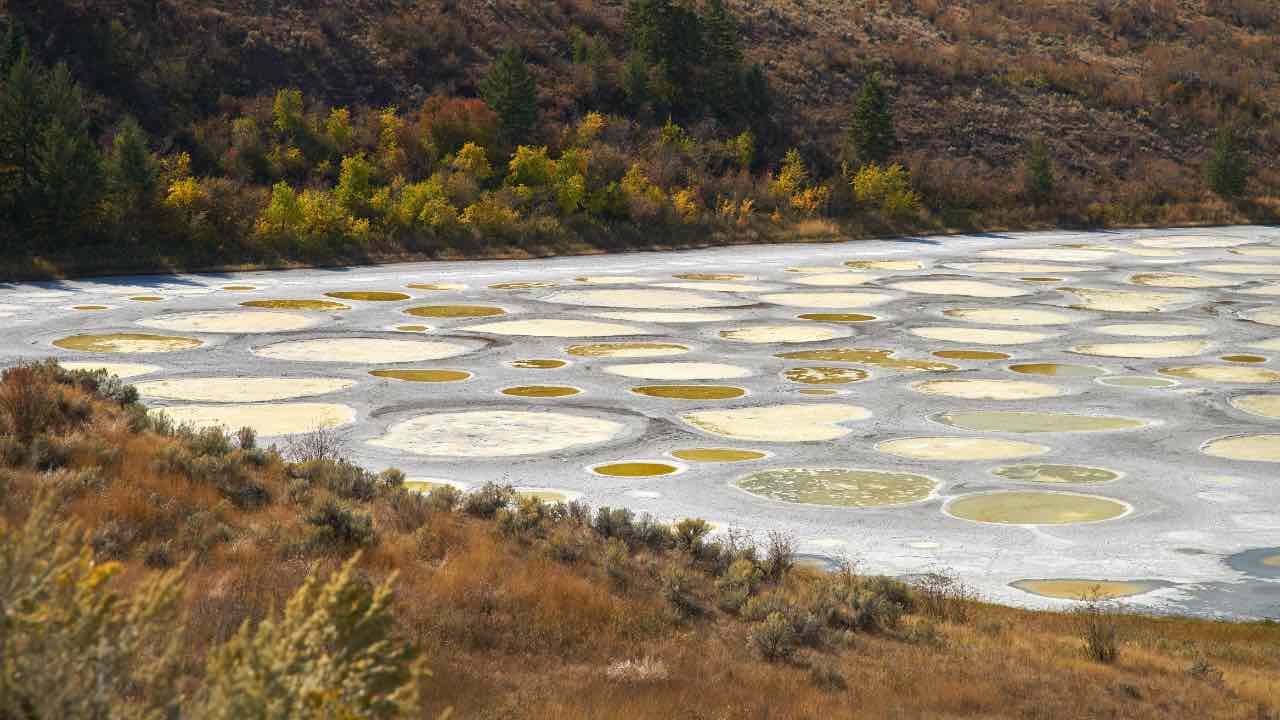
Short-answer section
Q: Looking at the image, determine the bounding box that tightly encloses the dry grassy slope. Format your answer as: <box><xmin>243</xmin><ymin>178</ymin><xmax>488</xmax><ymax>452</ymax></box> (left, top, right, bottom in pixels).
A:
<box><xmin>1</xmin><ymin>362</ymin><xmax>1278</xmax><ymax>718</ymax></box>
<box><xmin>729</xmin><ymin>0</ymin><xmax>1275</xmax><ymax>176</ymax></box>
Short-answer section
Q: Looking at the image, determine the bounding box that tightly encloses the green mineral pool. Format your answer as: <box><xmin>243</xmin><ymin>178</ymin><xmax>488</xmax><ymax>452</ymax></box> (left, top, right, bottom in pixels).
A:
<box><xmin>946</xmin><ymin>491</ymin><xmax>1129</xmax><ymax>525</ymax></box>
<box><xmin>735</xmin><ymin>468</ymin><xmax>938</xmax><ymax>508</ymax></box>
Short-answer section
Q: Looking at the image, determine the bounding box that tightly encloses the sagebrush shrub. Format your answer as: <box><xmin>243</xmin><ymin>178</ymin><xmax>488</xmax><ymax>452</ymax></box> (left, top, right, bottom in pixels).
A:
<box><xmin>290</xmin><ymin>458</ymin><xmax>379</xmax><ymax>501</ymax></box>
<box><xmin>0</xmin><ymin>365</ymin><xmax>58</xmax><ymax>441</ymax></box>
<box><xmin>379</xmin><ymin>467</ymin><xmax>406</xmax><ymax>488</ymax></box>
<box><xmin>762</xmin><ymin>530</ymin><xmax>796</xmax><ymax>581</ymax></box>
<box><xmin>463</xmin><ymin>482</ymin><xmax>514</xmax><ymax>518</ymax></box>
<box><xmin>661</xmin><ymin>564</ymin><xmax>702</xmax><ymax>617</ymax></box>
<box><xmin>0</xmin><ymin>492</ymin><xmax>186</xmax><ymax>718</ymax></box>
<box><xmin>545</xmin><ymin>525</ymin><xmax>584</xmax><ymax>564</ymax></box>
<box><xmin>307</xmin><ymin>500</ymin><xmax>377</xmax><ymax>551</ymax></box>
<box><xmin>199</xmin><ymin>553</ymin><xmax>427</xmax><ymax>719</ymax></box>
<box><xmin>605</xmin><ymin>656</ymin><xmax>670</xmax><ymax>684</ymax></box>
<box><xmin>673</xmin><ymin>517</ymin><xmax>711</xmax><ymax>555</ymax></box>
<box><xmin>749</xmin><ymin>611</ymin><xmax>797</xmax><ymax>662</ymax></box>
<box><xmin>425</xmin><ymin>484</ymin><xmax>462</xmax><ymax>513</ymax></box>
<box><xmin>808</xmin><ymin>660</ymin><xmax>847</xmax><ymax>691</ymax></box>
<box><xmin>234</xmin><ymin>426</ymin><xmax>257</xmax><ymax>450</ymax></box>
<box><xmin>497</xmin><ymin>495</ymin><xmax>547</xmax><ymax>539</ymax></box>
<box><xmin>1077</xmin><ymin>597</ymin><xmax>1121</xmax><ymax>664</ymax></box>
<box><xmin>912</xmin><ymin>571</ymin><xmax>975</xmax><ymax>624</ymax></box>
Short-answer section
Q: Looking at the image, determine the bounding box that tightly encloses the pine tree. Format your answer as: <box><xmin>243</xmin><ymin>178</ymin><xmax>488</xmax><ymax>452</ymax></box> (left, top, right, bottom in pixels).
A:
<box><xmin>625</xmin><ymin>0</ymin><xmax>667</xmax><ymax>62</ymax></box>
<box><xmin>622</xmin><ymin>52</ymin><xmax>652</xmax><ymax>115</ymax></box>
<box><xmin>848</xmin><ymin>73</ymin><xmax>897</xmax><ymax>165</ymax></box>
<box><xmin>31</xmin><ymin>117</ymin><xmax>103</xmax><ymax>242</ymax></box>
<box><xmin>0</xmin><ymin>60</ymin><xmax>102</xmax><ymax>245</ymax></box>
<box><xmin>1023</xmin><ymin>138</ymin><xmax>1055</xmax><ymax>206</ymax></box>
<box><xmin>702</xmin><ymin>0</ymin><xmax>743</xmax><ymax>119</ymax></box>
<box><xmin>1205</xmin><ymin>124</ymin><xmax>1249</xmax><ymax>200</ymax></box>
<box><xmin>664</xmin><ymin>1</ymin><xmax>704</xmax><ymax>84</ymax></box>
<box><xmin>0</xmin><ymin>19</ymin><xmax>27</xmax><ymax>74</ymax></box>
<box><xmin>106</xmin><ymin>117</ymin><xmax>159</xmax><ymax>212</ymax></box>
<box><xmin>0</xmin><ymin>51</ymin><xmax>43</xmax><ymax>238</ymax></box>
<box><xmin>624</xmin><ymin>0</ymin><xmax>703</xmax><ymax>115</ymax></box>
<box><xmin>742</xmin><ymin>63</ymin><xmax>772</xmax><ymax>118</ymax></box>
<box><xmin>481</xmin><ymin>47</ymin><xmax>539</xmax><ymax>147</ymax></box>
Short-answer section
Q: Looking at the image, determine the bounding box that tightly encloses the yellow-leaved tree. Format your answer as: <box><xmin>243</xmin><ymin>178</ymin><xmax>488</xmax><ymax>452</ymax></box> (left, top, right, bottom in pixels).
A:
<box><xmin>771</xmin><ymin>149</ymin><xmax>829</xmax><ymax>217</ymax></box>
<box><xmin>852</xmin><ymin>163</ymin><xmax>921</xmax><ymax>220</ymax></box>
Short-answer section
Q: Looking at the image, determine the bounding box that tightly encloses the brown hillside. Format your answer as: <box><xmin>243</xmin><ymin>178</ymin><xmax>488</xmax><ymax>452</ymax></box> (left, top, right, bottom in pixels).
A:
<box><xmin>12</xmin><ymin>0</ymin><xmax>1279</xmax><ymax>175</ymax></box>
<box><xmin>1</xmin><ymin>361</ymin><xmax>1279</xmax><ymax>718</ymax></box>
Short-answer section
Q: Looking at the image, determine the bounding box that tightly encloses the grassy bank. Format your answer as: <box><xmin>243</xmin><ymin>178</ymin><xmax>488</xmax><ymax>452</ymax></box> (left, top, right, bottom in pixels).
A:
<box><xmin>1</xmin><ymin>361</ymin><xmax>1276</xmax><ymax>718</ymax></box>
<box><xmin>3</xmin><ymin>204</ymin><xmax>1273</xmax><ymax>283</ymax></box>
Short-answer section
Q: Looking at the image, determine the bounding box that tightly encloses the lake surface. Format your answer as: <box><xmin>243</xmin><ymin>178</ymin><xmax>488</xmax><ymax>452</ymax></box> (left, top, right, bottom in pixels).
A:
<box><xmin>4</xmin><ymin>226</ymin><xmax>1279</xmax><ymax>618</ymax></box>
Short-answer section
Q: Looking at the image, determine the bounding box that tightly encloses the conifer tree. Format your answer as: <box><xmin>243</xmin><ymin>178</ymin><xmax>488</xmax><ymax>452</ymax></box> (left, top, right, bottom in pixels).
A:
<box><xmin>1023</xmin><ymin>138</ymin><xmax>1055</xmax><ymax>206</ymax></box>
<box><xmin>106</xmin><ymin>117</ymin><xmax>159</xmax><ymax>211</ymax></box>
<box><xmin>1205</xmin><ymin>124</ymin><xmax>1250</xmax><ymax>200</ymax></box>
<box><xmin>0</xmin><ymin>19</ymin><xmax>27</xmax><ymax>74</ymax></box>
<box><xmin>848</xmin><ymin>73</ymin><xmax>897</xmax><ymax>165</ymax></box>
<box><xmin>622</xmin><ymin>52</ymin><xmax>652</xmax><ymax>115</ymax></box>
<box><xmin>702</xmin><ymin>0</ymin><xmax>743</xmax><ymax>119</ymax></box>
<box><xmin>32</xmin><ymin>118</ymin><xmax>102</xmax><ymax>241</ymax></box>
<box><xmin>625</xmin><ymin>0</ymin><xmax>703</xmax><ymax>115</ymax></box>
<box><xmin>481</xmin><ymin>47</ymin><xmax>539</xmax><ymax>147</ymax></box>
<box><xmin>742</xmin><ymin>63</ymin><xmax>772</xmax><ymax>118</ymax></box>
<box><xmin>0</xmin><ymin>59</ymin><xmax>102</xmax><ymax>245</ymax></box>
<box><xmin>625</xmin><ymin>0</ymin><xmax>667</xmax><ymax>62</ymax></box>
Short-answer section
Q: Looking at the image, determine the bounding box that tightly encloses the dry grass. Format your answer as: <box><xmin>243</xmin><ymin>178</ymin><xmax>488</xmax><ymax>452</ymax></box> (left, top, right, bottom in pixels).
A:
<box><xmin>1</xmin><ymin>361</ymin><xmax>1278</xmax><ymax>718</ymax></box>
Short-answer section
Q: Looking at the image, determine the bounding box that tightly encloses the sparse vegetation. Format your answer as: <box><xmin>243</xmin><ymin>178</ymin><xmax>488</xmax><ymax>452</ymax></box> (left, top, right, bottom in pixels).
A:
<box><xmin>2</xmin><ymin>360</ymin><xmax>1279</xmax><ymax>716</ymax></box>
<box><xmin>1078</xmin><ymin>593</ymin><xmax>1123</xmax><ymax>664</ymax></box>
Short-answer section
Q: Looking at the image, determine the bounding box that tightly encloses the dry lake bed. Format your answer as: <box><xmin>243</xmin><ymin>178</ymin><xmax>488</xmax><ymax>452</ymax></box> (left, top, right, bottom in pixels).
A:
<box><xmin>4</xmin><ymin>226</ymin><xmax>1280</xmax><ymax>618</ymax></box>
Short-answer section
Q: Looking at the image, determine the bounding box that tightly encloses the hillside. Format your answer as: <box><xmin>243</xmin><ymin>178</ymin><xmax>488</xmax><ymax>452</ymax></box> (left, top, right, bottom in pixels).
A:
<box><xmin>1</xmin><ymin>360</ymin><xmax>1278</xmax><ymax>718</ymax></box>
<box><xmin>0</xmin><ymin>1</ymin><xmax>1277</xmax><ymax>278</ymax></box>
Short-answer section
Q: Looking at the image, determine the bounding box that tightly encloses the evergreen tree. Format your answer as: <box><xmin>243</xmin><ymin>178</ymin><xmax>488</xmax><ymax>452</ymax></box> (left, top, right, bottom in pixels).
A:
<box><xmin>0</xmin><ymin>59</ymin><xmax>102</xmax><ymax>246</ymax></box>
<box><xmin>848</xmin><ymin>73</ymin><xmax>897</xmax><ymax>165</ymax></box>
<box><xmin>741</xmin><ymin>63</ymin><xmax>772</xmax><ymax>119</ymax></box>
<box><xmin>105</xmin><ymin>117</ymin><xmax>159</xmax><ymax>212</ymax></box>
<box><xmin>0</xmin><ymin>51</ymin><xmax>43</xmax><ymax>239</ymax></box>
<box><xmin>702</xmin><ymin>0</ymin><xmax>743</xmax><ymax>119</ymax></box>
<box><xmin>622</xmin><ymin>52</ymin><xmax>652</xmax><ymax>115</ymax></box>
<box><xmin>0</xmin><ymin>19</ymin><xmax>27</xmax><ymax>74</ymax></box>
<box><xmin>481</xmin><ymin>47</ymin><xmax>539</xmax><ymax>147</ymax></box>
<box><xmin>1023</xmin><ymin>138</ymin><xmax>1055</xmax><ymax>206</ymax></box>
<box><xmin>1205</xmin><ymin>124</ymin><xmax>1249</xmax><ymax>200</ymax></box>
<box><xmin>625</xmin><ymin>0</ymin><xmax>668</xmax><ymax>63</ymax></box>
<box><xmin>664</xmin><ymin>1</ymin><xmax>704</xmax><ymax>84</ymax></box>
<box><xmin>32</xmin><ymin>117</ymin><xmax>103</xmax><ymax>242</ymax></box>
<box><xmin>624</xmin><ymin>0</ymin><xmax>703</xmax><ymax>115</ymax></box>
